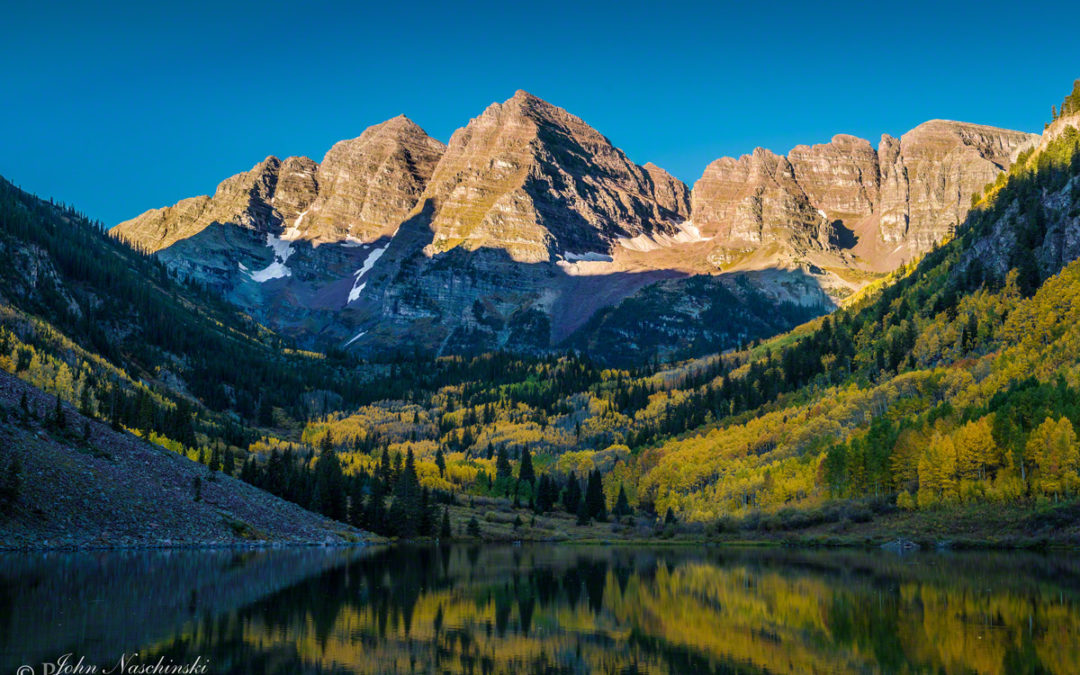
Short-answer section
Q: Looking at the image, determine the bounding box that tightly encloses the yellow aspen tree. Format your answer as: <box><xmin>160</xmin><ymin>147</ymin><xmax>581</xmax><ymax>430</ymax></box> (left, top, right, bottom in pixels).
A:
<box><xmin>954</xmin><ymin>417</ymin><xmax>999</xmax><ymax>481</ymax></box>
<box><xmin>1026</xmin><ymin>417</ymin><xmax>1080</xmax><ymax>497</ymax></box>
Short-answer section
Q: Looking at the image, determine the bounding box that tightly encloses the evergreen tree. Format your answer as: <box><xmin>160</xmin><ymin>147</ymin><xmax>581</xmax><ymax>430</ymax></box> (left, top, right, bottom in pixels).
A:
<box><xmin>495</xmin><ymin>445</ymin><xmax>513</xmax><ymax>480</ymax></box>
<box><xmin>585</xmin><ymin>469</ymin><xmax>607</xmax><ymax>522</ymax></box>
<box><xmin>467</xmin><ymin>515</ymin><xmax>481</xmax><ymax>537</ymax></box>
<box><xmin>419</xmin><ymin>487</ymin><xmax>435</xmax><ymax>536</ymax></box>
<box><xmin>518</xmin><ymin>444</ymin><xmax>535</xmax><ymax>484</ymax></box>
<box><xmin>0</xmin><ymin>456</ymin><xmax>22</xmax><ymax>513</ymax></box>
<box><xmin>613</xmin><ymin>483</ymin><xmax>631</xmax><ymax>518</ymax></box>
<box><xmin>494</xmin><ymin>445</ymin><xmax>514</xmax><ymax>495</ymax></box>
<box><xmin>389</xmin><ymin>449</ymin><xmax>422</xmax><ymax>537</ymax></box>
<box><xmin>563</xmin><ymin>471</ymin><xmax>581</xmax><ymax>514</ymax></box>
<box><xmin>52</xmin><ymin>393</ymin><xmax>65</xmax><ymax>430</ymax></box>
<box><xmin>312</xmin><ymin>448</ymin><xmax>347</xmax><ymax>522</ymax></box>
<box><xmin>440</xmin><ymin>506</ymin><xmax>452</xmax><ymax>539</ymax></box>
<box><xmin>365</xmin><ymin>480</ymin><xmax>387</xmax><ymax>534</ymax></box>
<box><xmin>349</xmin><ymin>478</ymin><xmax>366</xmax><ymax>528</ymax></box>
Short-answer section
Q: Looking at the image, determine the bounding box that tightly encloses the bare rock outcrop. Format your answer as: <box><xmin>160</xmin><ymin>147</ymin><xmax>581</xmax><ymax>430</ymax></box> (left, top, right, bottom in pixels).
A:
<box><xmin>876</xmin><ymin>120</ymin><xmax>1036</xmax><ymax>249</ymax></box>
<box><xmin>691</xmin><ymin>121</ymin><xmax>1037</xmax><ymax>261</ymax></box>
<box><xmin>110</xmin><ymin>118</ymin><xmax>444</xmax><ymax>252</ymax></box>
<box><xmin>302</xmin><ymin>116</ymin><xmax>446</xmax><ymax>244</ymax></box>
<box><xmin>421</xmin><ymin>90</ymin><xmax>689</xmax><ymax>263</ymax></box>
<box><xmin>112</xmin><ymin>156</ymin><xmax>288</xmax><ymax>252</ymax></box>
<box><xmin>690</xmin><ymin>148</ymin><xmax>829</xmax><ymax>250</ymax></box>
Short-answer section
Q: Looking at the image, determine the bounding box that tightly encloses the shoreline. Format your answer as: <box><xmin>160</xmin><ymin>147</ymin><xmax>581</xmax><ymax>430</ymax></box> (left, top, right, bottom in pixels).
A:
<box><xmin>4</xmin><ymin>535</ymin><xmax>1079</xmax><ymax>553</ymax></box>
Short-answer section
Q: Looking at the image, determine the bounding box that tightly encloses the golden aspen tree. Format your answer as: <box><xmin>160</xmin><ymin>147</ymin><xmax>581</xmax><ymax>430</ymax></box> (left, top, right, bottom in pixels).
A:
<box><xmin>1026</xmin><ymin>417</ymin><xmax>1080</xmax><ymax>497</ymax></box>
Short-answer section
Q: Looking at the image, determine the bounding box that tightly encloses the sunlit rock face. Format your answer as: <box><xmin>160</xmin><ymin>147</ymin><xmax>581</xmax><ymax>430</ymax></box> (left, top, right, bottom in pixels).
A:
<box><xmin>691</xmin><ymin>121</ymin><xmax>1036</xmax><ymax>266</ymax></box>
<box><xmin>112</xmin><ymin>156</ymin><xmax>308</xmax><ymax>252</ymax></box>
<box><xmin>112</xmin><ymin>117</ymin><xmax>444</xmax><ymax>252</ymax></box>
<box><xmin>420</xmin><ymin>90</ymin><xmax>689</xmax><ymax>263</ymax></box>
<box><xmin>691</xmin><ymin>147</ymin><xmax>831</xmax><ymax>250</ymax></box>
<box><xmin>302</xmin><ymin>116</ymin><xmax>446</xmax><ymax>245</ymax></box>
<box><xmin>876</xmin><ymin>120</ymin><xmax>1036</xmax><ymax>248</ymax></box>
<box><xmin>109</xmin><ymin>91</ymin><xmax>1037</xmax><ymax>363</ymax></box>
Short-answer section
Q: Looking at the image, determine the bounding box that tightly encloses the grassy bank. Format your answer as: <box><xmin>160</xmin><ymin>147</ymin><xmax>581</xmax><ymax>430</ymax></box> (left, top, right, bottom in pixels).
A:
<box><xmin>432</xmin><ymin>496</ymin><xmax>1080</xmax><ymax>550</ymax></box>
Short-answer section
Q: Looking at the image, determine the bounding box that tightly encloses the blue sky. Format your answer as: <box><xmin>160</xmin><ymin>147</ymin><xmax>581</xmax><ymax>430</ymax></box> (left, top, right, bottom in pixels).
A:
<box><xmin>2</xmin><ymin>0</ymin><xmax>1078</xmax><ymax>226</ymax></box>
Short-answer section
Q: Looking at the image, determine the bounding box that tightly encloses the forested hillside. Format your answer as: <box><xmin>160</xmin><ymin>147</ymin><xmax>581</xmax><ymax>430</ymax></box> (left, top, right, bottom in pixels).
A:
<box><xmin>3</xmin><ymin>85</ymin><xmax>1080</xmax><ymax>544</ymax></box>
<box><xmin>270</xmin><ymin>90</ymin><xmax>1080</xmax><ymax>538</ymax></box>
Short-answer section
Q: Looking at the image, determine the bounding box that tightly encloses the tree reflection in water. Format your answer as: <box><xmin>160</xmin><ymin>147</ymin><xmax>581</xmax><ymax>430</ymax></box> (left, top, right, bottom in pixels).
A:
<box><xmin>2</xmin><ymin>546</ymin><xmax>1079</xmax><ymax>673</ymax></box>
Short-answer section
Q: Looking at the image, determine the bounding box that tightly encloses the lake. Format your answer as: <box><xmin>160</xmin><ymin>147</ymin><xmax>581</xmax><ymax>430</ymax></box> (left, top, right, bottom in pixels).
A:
<box><xmin>1</xmin><ymin>545</ymin><xmax>1078</xmax><ymax>674</ymax></box>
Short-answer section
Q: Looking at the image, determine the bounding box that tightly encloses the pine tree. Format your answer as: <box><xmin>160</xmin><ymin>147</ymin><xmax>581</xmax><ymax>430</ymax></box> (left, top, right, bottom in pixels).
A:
<box><xmin>349</xmin><ymin>478</ymin><xmax>366</xmax><ymax>528</ymax></box>
<box><xmin>664</xmin><ymin>507</ymin><xmax>676</xmax><ymax>526</ymax></box>
<box><xmin>0</xmin><ymin>456</ymin><xmax>22</xmax><ymax>513</ymax></box>
<box><xmin>419</xmin><ymin>487</ymin><xmax>435</xmax><ymax>536</ymax></box>
<box><xmin>576</xmin><ymin>498</ymin><xmax>589</xmax><ymax>525</ymax></box>
<box><xmin>494</xmin><ymin>445</ymin><xmax>514</xmax><ymax>496</ymax></box>
<box><xmin>585</xmin><ymin>469</ymin><xmax>607</xmax><ymax>522</ymax></box>
<box><xmin>518</xmin><ymin>444</ymin><xmax>535</xmax><ymax>484</ymax></box>
<box><xmin>613</xmin><ymin>483</ymin><xmax>631</xmax><ymax>518</ymax></box>
<box><xmin>440</xmin><ymin>506</ymin><xmax>452</xmax><ymax>539</ymax></box>
<box><xmin>52</xmin><ymin>393</ymin><xmax>65</xmax><ymax>430</ymax></box>
<box><xmin>312</xmin><ymin>447</ymin><xmax>347</xmax><ymax>521</ymax></box>
<box><xmin>389</xmin><ymin>449</ymin><xmax>422</xmax><ymax>537</ymax></box>
<box><xmin>365</xmin><ymin>480</ymin><xmax>387</xmax><ymax>534</ymax></box>
<box><xmin>563</xmin><ymin>471</ymin><xmax>582</xmax><ymax>514</ymax></box>
<box><xmin>495</xmin><ymin>446</ymin><xmax>513</xmax><ymax>481</ymax></box>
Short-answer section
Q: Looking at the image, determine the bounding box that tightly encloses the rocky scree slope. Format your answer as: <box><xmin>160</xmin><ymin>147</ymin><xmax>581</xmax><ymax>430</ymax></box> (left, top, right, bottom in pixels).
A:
<box><xmin>0</xmin><ymin>370</ymin><xmax>366</xmax><ymax>549</ymax></box>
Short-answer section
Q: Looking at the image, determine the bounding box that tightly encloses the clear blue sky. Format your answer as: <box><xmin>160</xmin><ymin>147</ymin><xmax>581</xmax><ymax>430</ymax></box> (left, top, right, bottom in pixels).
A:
<box><xmin>2</xmin><ymin>0</ymin><xmax>1078</xmax><ymax>226</ymax></box>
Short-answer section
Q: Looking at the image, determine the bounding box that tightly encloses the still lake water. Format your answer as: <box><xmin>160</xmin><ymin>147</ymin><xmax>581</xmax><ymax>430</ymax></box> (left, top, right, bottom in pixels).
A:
<box><xmin>1</xmin><ymin>545</ymin><xmax>1079</xmax><ymax>674</ymax></box>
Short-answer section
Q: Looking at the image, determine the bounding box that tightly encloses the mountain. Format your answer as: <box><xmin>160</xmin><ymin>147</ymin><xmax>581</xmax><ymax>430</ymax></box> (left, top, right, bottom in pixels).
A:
<box><xmin>113</xmin><ymin>116</ymin><xmax>445</xmax><ymax>251</ymax></box>
<box><xmin>276</xmin><ymin>82</ymin><xmax>1080</xmax><ymax>539</ymax></box>
<box><xmin>3</xmin><ymin>81</ymin><xmax>1079</xmax><ymax>547</ymax></box>
<box><xmin>110</xmin><ymin>91</ymin><xmax>1035</xmax><ymax>363</ymax></box>
<box><xmin>0</xmin><ymin>173</ymin><xmax>419</xmax><ymax>543</ymax></box>
<box><xmin>419</xmin><ymin>90</ymin><xmax>689</xmax><ymax>263</ymax></box>
<box><xmin>689</xmin><ymin>120</ymin><xmax>1036</xmax><ymax>277</ymax></box>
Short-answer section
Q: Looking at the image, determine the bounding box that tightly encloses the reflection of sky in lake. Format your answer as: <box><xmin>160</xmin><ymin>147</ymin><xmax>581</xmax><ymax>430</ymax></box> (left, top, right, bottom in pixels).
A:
<box><xmin>2</xmin><ymin>546</ymin><xmax>1079</xmax><ymax>674</ymax></box>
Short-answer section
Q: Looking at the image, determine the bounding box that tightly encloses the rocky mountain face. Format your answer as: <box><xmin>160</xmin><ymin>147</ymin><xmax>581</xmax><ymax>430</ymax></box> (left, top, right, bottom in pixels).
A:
<box><xmin>110</xmin><ymin>91</ymin><xmax>1039</xmax><ymax>363</ymax></box>
<box><xmin>113</xmin><ymin>116</ymin><xmax>444</xmax><ymax>253</ymax></box>
<box><xmin>302</xmin><ymin>116</ymin><xmax>446</xmax><ymax>245</ymax></box>
<box><xmin>691</xmin><ymin>121</ymin><xmax>1037</xmax><ymax>275</ymax></box>
<box><xmin>420</xmin><ymin>90</ymin><xmax>688</xmax><ymax>263</ymax></box>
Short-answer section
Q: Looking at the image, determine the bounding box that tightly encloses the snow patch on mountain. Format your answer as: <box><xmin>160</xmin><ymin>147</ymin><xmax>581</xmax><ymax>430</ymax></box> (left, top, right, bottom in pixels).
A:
<box><xmin>618</xmin><ymin>220</ymin><xmax>710</xmax><ymax>252</ymax></box>
<box><xmin>346</xmin><ymin>240</ymin><xmax>390</xmax><ymax>303</ymax></box>
<box><xmin>564</xmin><ymin>251</ymin><xmax>614</xmax><ymax>262</ymax></box>
<box><xmin>280</xmin><ymin>209</ymin><xmax>309</xmax><ymax>241</ymax></box>
<box><xmin>249</xmin><ymin>232</ymin><xmax>296</xmax><ymax>282</ymax></box>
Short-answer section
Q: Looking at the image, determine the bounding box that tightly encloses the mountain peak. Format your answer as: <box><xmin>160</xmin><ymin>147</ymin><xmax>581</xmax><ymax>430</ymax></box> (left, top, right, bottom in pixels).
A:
<box><xmin>421</xmin><ymin>92</ymin><xmax>687</xmax><ymax>262</ymax></box>
<box><xmin>511</xmin><ymin>89</ymin><xmax>541</xmax><ymax>103</ymax></box>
